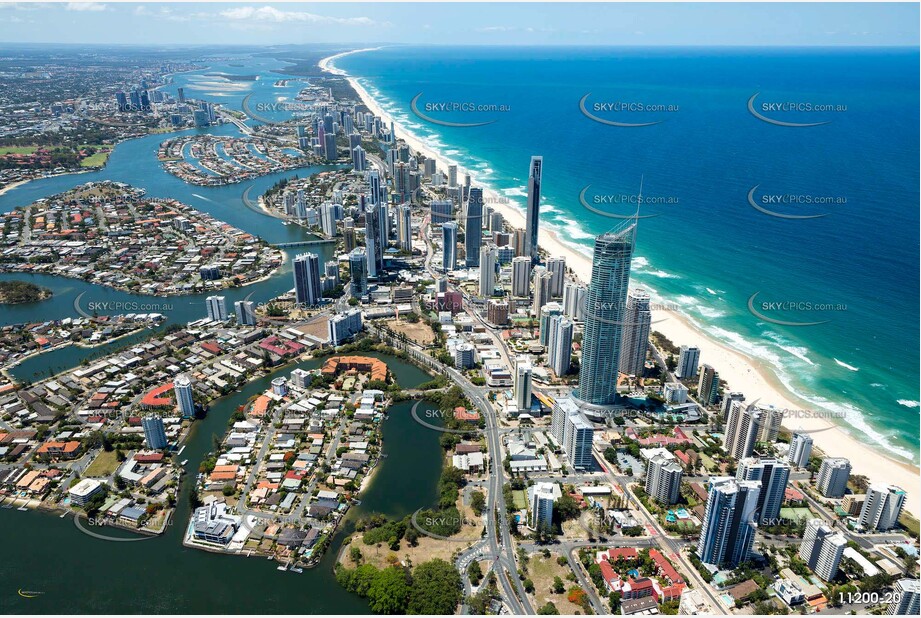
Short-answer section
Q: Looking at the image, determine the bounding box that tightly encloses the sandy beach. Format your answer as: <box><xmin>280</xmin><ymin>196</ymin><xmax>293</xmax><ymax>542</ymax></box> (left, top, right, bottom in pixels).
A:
<box><xmin>0</xmin><ymin>179</ymin><xmax>31</xmax><ymax>197</ymax></box>
<box><xmin>320</xmin><ymin>51</ymin><xmax>919</xmax><ymax>515</ymax></box>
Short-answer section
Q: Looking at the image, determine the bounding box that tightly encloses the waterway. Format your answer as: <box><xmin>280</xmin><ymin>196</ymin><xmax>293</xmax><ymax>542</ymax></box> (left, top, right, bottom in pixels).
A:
<box><xmin>0</xmin><ymin>54</ymin><xmax>446</xmax><ymax>614</ymax></box>
<box><xmin>0</xmin><ymin>353</ymin><xmax>444</xmax><ymax>614</ymax></box>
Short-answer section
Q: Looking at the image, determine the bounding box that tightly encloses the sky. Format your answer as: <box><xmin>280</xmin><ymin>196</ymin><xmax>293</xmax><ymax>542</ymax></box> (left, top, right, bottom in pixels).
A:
<box><xmin>0</xmin><ymin>2</ymin><xmax>918</xmax><ymax>47</ymax></box>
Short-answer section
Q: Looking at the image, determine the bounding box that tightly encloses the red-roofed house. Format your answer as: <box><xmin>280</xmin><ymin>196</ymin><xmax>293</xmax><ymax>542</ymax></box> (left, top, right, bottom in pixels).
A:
<box><xmin>649</xmin><ymin>549</ymin><xmax>683</xmax><ymax>585</ymax></box>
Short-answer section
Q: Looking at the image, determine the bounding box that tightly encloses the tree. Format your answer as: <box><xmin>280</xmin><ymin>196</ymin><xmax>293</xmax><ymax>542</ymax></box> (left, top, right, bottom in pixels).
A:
<box><xmin>350</xmin><ymin>545</ymin><xmax>363</xmax><ymax>564</ymax></box>
<box><xmin>555</xmin><ymin>493</ymin><xmax>581</xmax><ymax>521</ymax></box>
<box><xmin>367</xmin><ymin>566</ymin><xmax>411</xmax><ymax>614</ymax></box>
<box><xmin>523</xmin><ymin>578</ymin><xmax>535</xmax><ymax>593</ymax></box>
<box><xmin>537</xmin><ymin>602</ymin><xmax>560</xmax><ymax>615</ymax></box>
<box><xmin>467</xmin><ymin>560</ymin><xmax>483</xmax><ymax>585</ymax></box>
<box><xmin>408</xmin><ymin>559</ymin><xmax>463</xmax><ymax>615</ymax></box>
<box><xmin>470</xmin><ymin>490</ymin><xmax>486</xmax><ymax>514</ymax></box>
<box><xmin>552</xmin><ymin>576</ymin><xmax>565</xmax><ymax>594</ymax></box>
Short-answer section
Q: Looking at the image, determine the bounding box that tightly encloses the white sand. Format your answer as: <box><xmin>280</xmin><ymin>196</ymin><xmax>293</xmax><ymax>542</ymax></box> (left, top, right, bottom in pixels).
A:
<box><xmin>320</xmin><ymin>52</ymin><xmax>919</xmax><ymax>515</ymax></box>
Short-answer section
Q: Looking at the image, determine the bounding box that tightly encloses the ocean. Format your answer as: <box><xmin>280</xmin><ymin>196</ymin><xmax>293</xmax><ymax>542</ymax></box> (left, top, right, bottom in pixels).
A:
<box><xmin>336</xmin><ymin>45</ymin><xmax>920</xmax><ymax>463</ymax></box>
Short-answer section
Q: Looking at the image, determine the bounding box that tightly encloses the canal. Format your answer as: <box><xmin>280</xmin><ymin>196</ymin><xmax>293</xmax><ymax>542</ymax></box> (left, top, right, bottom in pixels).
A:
<box><xmin>0</xmin><ymin>353</ymin><xmax>446</xmax><ymax>614</ymax></box>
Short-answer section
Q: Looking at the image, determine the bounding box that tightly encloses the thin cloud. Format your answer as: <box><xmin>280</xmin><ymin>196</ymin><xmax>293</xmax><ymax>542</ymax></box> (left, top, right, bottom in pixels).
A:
<box><xmin>66</xmin><ymin>2</ymin><xmax>107</xmax><ymax>11</ymax></box>
<box><xmin>218</xmin><ymin>6</ymin><xmax>378</xmax><ymax>27</ymax></box>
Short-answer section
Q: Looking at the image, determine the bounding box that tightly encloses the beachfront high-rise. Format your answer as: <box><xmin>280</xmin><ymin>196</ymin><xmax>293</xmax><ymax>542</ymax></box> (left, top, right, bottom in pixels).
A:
<box><xmin>293</xmin><ymin>252</ymin><xmax>322</xmax><ymax>308</ymax></box>
<box><xmin>619</xmin><ymin>287</ymin><xmax>652</xmax><ymax>377</ymax></box>
<box><xmin>676</xmin><ymin>345</ymin><xmax>700</xmax><ymax>379</ymax></box>
<box><xmin>859</xmin><ymin>484</ymin><xmax>906</xmax><ymax>532</ymax></box>
<box><xmin>174</xmin><ymin>374</ymin><xmax>195</xmax><ymax>417</ymax></box>
<box><xmin>576</xmin><ymin>221</ymin><xmax>636</xmax><ymax>407</ymax></box>
<box><xmin>816</xmin><ymin>457</ymin><xmax>852</xmax><ymax>498</ymax></box>
<box><xmin>524</xmin><ymin>156</ymin><xmax>543</xmax><ymax>264</ymax></box>
<box><xmin>697</xmin><ymin>364</ymin><xmax>720</xmax><ymax>406</ymax></box>
<box><xmin>464</xmin><ymin>187</ymin><xmax>484</xmax><ymax>267</ymax></box>
<box><xmin>696</xmin><ymin>477</ymin><xmax>761</xmax><ymax>569</ymax></box>
<box><xmin>788</xmin><ymin>432</ymin><xmax>814</xmax><ymax>468</ymax></box>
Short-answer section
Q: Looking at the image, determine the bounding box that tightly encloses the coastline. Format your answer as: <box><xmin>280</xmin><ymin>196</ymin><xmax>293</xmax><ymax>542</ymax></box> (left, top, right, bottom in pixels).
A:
<box><xmin>320</xmin><ymin>50</ymin><xmax>920</xmax><ymax>515</ymax></box>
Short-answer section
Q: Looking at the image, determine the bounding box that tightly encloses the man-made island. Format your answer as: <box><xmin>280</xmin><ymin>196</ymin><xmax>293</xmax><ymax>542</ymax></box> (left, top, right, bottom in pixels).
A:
<box><xmin>0</xmin><ymin>181</ymin><xmax>282</xmax><ymax>296</ymax></box>
<box><xmin>159</xmin><ymin>135</ymin><xmax>315</xmax><ymax>186</ymax></box>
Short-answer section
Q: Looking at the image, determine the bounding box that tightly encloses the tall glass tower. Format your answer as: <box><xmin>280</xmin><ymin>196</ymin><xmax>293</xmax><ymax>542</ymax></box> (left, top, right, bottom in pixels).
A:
<box><xmin>576</xmin><ymin>220</ymin><xmax>636</xmax><ymax>406</ymax></box>
<box><xmin>524</xmin><ymin>156</ymin><xmax>542</xmax><ymax>264</ymax></box>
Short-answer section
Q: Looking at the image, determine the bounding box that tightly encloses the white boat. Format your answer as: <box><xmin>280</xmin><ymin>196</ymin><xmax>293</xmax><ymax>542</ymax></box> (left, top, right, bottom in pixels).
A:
<box><xmin>291</xmin><ymin>567</ymin><xmax>303</xmax><ymax>574</ymax></box>
<box><xmin>276</xmin><ymin>564</ymin><xmax>288</xmax><ymax>572</ymax></box>
<box><xmin>180</xmin><ymin>459</ymin><xmax>189</xmax><ymax>466</ymax></box>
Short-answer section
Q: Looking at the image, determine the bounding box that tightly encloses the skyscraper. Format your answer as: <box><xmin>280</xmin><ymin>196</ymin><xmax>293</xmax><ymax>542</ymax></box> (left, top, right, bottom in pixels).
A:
<box><xmin>800</xmin><ymin>518</ymin><xmax>847</xmax><ymax>581</ymax></box>
<box><xmin>398</xmin><ymin>204</ymin><xmax>412</xmax><ymax>252</ymax></box>
<box><xmin>205</xmin><ymin>295</ymin><xmax>227</xmax><ymax>322</ymax></box>
<box><xmin>736</xmin><ymin>457</ymin><xmax>790</xmax><ymax>524</ymax></box>
<box><xmin>514</xmin><ymin>356</ymin><xmax>533</xmax><ymax>412</ymax></box>
<box><xmin>816</xmin><ymin>457</ymin><xmax>851</xmax><ymax>498</ymax></box>
<box><xmin>859</xmin><ymin>484</ymin><xmax>906</xmax><ymax>532</ymax></box>
<box><xmin>349</xmin><ymin>248</ymin><xmax>368</xmax><ymax>298</ymax></box>
<box><xmin>442</xmin><ymin>222</ymin><xmax>458</xmax><ymax>272</ymax></box>
<box><xmin>696</xmin><ymin>477</ymin><xmax>761</xmax><ymax>568</ymax></box>
<box><xmin>788</xmin><ymin>433</ymin><xmax>814</xmax><ymax>468</ymax></box>
<box><xmin>562</xmin><ymin>282</ymin><xmax>586</xmax><ymax>321</ymax></box>
<box><xmin>511</xmin><ymin>256</ymin><xmax>532</xmax><ymax>297</ymax></box>
<box><xmin>465</xmin><ymin>188</ymin><xmax>483</xmax><ymax>267</ymax></box>
<box><xmin>619</xmin><ymin>288</ymin><xmax>652</xmax><ymax>377</ymax></box>
<box><xmin>545</xmin><ymin>255</ymin><xmax>565</xmax><ymax>297</ymax></box>
<box><xmin>293</xmin><ymin>252</ymin><xmax>322</xmax><ymax>307</ymax></box>
<box><xmin>697</xmin><ymin>364</ymin><xmax>720</xmax><ymax>406</ymax></box>
<box><xmin>528</xmin><ymin>482</ymin><xmax>561</xmax><ymax>531</ymax></box>
<box><xmin>643</xmin><ymin>448</ymin><xmax>683</xmax><ymax>505</ymax></box>
<box><xmin>532</xmin><ymin>268</ymin><xmax>553</xmax><ymax>317</ymax></box>
<box><xmin>174</xmin><ymin>375</ymin><xmax>195</xmax><ymax>417</ymax></box>
<box><xmin>479</xmin><ymin>245</ymin><xmax>497</xmax><ymax>296</ymax></box>
<box><xmin>551</xmin><ymin>398</ymin><xmax>595</xmax><ymax>471</ymax></box>
<box><xmin>142</xmin><ymin>415</ymin><xmax>168</xmax><ymax>450</ymax></box>
<box><xmin>887</xmin><ymin>579</ymin><xmax>921</xmax><ymax>615</ymax></box>
<box><xmin>351</xmin><ymin>145</ymin><xmax>366</xmax><ymax>171</ymax></box>
<box><xmin>525</xmin><ymin>156</ymin><xmax>543</xmax><ymax>264</ymax></box>
<box><xmin>547</xmin><ymin>315</ymin><xmax>573</xmax><ymax>377</ymax></box>
<box><xmin>430</xmin><ymin>200</ymin><xmax>453</xmax><ymax>225</ymax></box>
<box><xmin>234</xmin><ymin>300</ymin><xmax>256</xmax><ymax>326</ymax></box>
<box><xmin>676</xmin><ymin>345</ymin><xmax>701</xmax><ymax>379</ymax></box>
<box><xmin>577</xmin><ymin>222</ymin><xmax>635</xmax><ymax>407</ymax></box>
<box><xmin>324</xmin><ymin>132</ymin><xmax>337</xmax><ymax>161</ymax></box>
<box><xmin>538</xmin><ymin>301</ymin><xmax>563</xmax><ymax>346</ymax></box>
<box><xmin>363</xmin><ymin>200</ymin><xmax>381</xmax><ymax>278</ymax></box>
<box><xmin>723</xmin><ymin>401</ymin><xmax>761</xmax><ymax>460</ymax></box>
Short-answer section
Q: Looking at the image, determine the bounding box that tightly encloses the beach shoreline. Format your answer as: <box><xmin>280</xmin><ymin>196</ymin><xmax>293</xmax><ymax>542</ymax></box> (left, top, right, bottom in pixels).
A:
<box><xmin>319</xmin><ymin>50</ymin><xmax>919</xmax><ymax>515</ymax></box>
